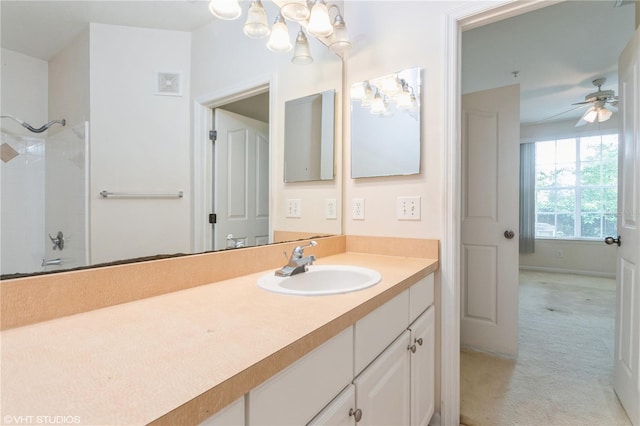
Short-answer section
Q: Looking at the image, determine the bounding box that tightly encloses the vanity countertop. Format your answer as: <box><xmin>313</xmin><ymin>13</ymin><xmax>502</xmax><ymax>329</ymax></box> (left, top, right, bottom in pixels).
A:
<box><xmin>1</xmin><ymin>251</ymin><xmax>437</xmax><ymax>425</ymax></box>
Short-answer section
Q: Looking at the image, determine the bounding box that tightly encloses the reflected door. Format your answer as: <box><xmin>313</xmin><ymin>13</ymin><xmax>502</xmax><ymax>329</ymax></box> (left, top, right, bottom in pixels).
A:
<box><xmin>461</xmin><ymin>84</ymin><xmax>520</xmax><ymax>356</ymax></box>
<box><xmin>212</xmin><ymin>109</ymin><xmax>269</xmax><ymax>250</ymax></box>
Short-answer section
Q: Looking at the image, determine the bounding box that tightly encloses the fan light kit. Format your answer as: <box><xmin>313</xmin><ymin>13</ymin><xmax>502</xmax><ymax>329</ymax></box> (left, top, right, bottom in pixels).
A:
<box><xmin>208</xmin><ymin>0</ymin><xmax>350</xmax><ymax>65</ymax></box>
<box><xmin>574</xmin><ymin>78</ymin><xmax>618</xmax><ymax>127</ymax></box>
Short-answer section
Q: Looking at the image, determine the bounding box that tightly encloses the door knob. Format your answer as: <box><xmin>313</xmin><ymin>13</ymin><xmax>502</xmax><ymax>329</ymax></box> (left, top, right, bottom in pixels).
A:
<box><xmin>349</xmin><ymin>408</ymin><xmax>362</xmax><ymax>422</ymax></box>
<box><xmin>504</xmin><ymin>230</ymin><xmax>515</xmax><ymax>239</ymax></box>
<box><xmin>604</xmin><ymin>235</ymin><xmax>621</xmax><ymax>247</ymax></box>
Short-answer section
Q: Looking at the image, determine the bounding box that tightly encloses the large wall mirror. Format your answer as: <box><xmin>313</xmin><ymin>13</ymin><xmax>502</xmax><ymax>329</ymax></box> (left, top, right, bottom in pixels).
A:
<box><xmin>0</xmin><ymin>0</ymin><xmax>341</xmax><ymax>278</ymax></box>
<box><xmin>284</xmin><ymin>89</ymin><xmax>335</xmax><ymax>182</ymax></box>
<box><xmin>350</xmin><ymin>67</ymin><xmax>421</xmax><ymax>178</ymax></box>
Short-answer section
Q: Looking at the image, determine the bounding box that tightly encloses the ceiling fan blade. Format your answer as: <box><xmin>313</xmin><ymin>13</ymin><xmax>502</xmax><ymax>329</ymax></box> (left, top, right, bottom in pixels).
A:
<box><xmin>575</xmin><ymin>116</ymin><xmax>588</xmax><ymax>127</ymax></box>
<box><xmin>572</xmin><ymin>100</ymin><xmax>593</xmax><ymax>105</ymax></box>
<box><xmin>536</xmin><ymin>104</ymin><xmax>588</xmax><ymax>123</ymax></box>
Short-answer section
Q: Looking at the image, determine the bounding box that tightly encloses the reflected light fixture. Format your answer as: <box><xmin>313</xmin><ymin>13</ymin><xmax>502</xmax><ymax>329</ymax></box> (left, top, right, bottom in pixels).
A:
<box><xmin>208</xmin><ymin>0</ymin><xmax>242</xmax><ymax>20</ymax></box>
<box><xmin>244</xmin><ymin>0</ymin><xmax>270</xmax><ymax>38</ymax></box>
<box><xmin>328</xmin><ymin>6</ymin><xmax>350</xmax><ymax>52</ymax></box>
<box><xmin>267</xmin><ymin>14</ymin><xmax>292</xmax><ymax>52</ymax></box>
<box><xmin>292</xmin><ymin>30</ymin><xmax>313</xmax><ymax>65</ymax></box>
<box><xmin>370</xmin><ymin>90</ymin><xmax>387</xmax><ymax>115</ymax></box>
<box><xmin>308</xmin><ymin>0</ymin><xmax>333</xmax><ymax>37</ymax></box>
<box><xmin>280</xmin><ymin>0</ymin><xmax>310</xmax><ymax>22</ymax></box>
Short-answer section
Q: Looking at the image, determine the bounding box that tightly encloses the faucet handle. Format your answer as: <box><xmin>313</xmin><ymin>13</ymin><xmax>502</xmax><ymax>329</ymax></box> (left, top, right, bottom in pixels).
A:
<box><xmin>292</xmin><ymin>240</ymin><xmax>317</xmax><ymax>258</ymax></box>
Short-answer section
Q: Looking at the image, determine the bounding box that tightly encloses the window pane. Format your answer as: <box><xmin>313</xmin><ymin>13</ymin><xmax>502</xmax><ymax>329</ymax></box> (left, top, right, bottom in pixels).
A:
<box><xmin>536</xmin><ymin>141</ymin><xmax>556</xmax><ymax>165</ymax></box>
<box><xmin>556</xmin><ymin>213</ymin><xmax>574</xmax><ymax>237</ymax></box>
<box><xmin>604</xmin><ymin>213</ymin><xmax>617</xmax><ymax>236</ymax></box>
<box><xmin>556</xmin><ymin>163</ymin><xmax>576</xmax><ymax>186</ymax></box>
<box><xmin>556</xmin><ymin>189</ymin><xmax>575</xmax><ymax>212</ymax></box>
<box><xmin>536</xmin><ymin>164</ymin><xmax>556</xmax><ymax>187</ymax></box>
<box><xmin>580</xmin><ymin>160</ymin><xmax>601</xmax><ymax>185</ymax></box>
<box><xmin>536</xmin><ymin>214</ymin><xmax>556</xmax><ymax>238</ymax></box>
<box><xmin>556</xmin><ymin>138</ymin><xmax>576</xmax><ymax>163</ymax></box>
<box><xmin>580</xmin><ymin>136</ymin><xmax>602</xmax><ymax>162</ymax></box>
<box><xmin>581</xmin><ymin>213</ymin><xmax>602</xmax><ymax>238</ymax></box>
<box><xmin>603</xmin><ymin>187</ymin><xmax>618</xmax><ymax>213</ymax></box>
<box><xmin>536</xmin><ymin>190</ymin><xmax>554</xmax><ymax>212</ymax></box>
<box><xmin>581</xmin><ymin>188</ymin><xmax>602</xmax><ymax>212</ymax></box>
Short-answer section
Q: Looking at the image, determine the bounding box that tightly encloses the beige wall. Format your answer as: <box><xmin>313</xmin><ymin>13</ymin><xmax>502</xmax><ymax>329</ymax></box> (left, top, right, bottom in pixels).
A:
<box><xmin>520</xmin><ymin>239</ymin><xmax>616</xmax><ymax>277</ymax></box>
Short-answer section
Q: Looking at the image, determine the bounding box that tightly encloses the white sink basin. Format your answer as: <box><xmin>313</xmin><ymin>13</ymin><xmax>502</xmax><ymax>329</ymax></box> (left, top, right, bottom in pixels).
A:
<box><xmin>257</xmin><ymin>265</ymin><xmax>382</xmax><ymax>296</ymax></box>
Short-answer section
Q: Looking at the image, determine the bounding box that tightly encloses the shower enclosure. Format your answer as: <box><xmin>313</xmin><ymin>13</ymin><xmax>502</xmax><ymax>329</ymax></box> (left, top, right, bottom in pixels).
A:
<box><xmin>1</xmin><ymin>121</ymin><xmax>89</xmax><ymax>276</ymax></box>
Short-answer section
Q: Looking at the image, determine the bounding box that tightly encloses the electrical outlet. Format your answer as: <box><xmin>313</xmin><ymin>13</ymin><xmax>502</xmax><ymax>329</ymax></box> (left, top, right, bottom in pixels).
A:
<box><xmin>325</xmin><ymin>198</ymin><xmax>337</xmax><ymax>220</ymax></box>
<box><xmin>554</xmin><ymin>250</ymin><xmax>563</xmax><ymax>258</ymax></box>
<box><xmin>352</xmin><ymin>198</ymin><xmax>365</xmax><ymax>220</ymax></box>
<box><xmin>397</xmin><ymin>196</ymin><xmax>421</xmax><ymax>220</ymax></box>
<box><xmin>286</xmin><ymin>199</ymin><xmax>301</xmax><ymax>218</ymax></box>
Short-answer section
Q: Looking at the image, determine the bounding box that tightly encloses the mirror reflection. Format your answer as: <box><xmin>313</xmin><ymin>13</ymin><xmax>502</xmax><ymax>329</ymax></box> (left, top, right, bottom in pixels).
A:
<box><xmin>350</xmin><ymin>67</ymin><xmax>421</xmax><ymax>178</ymax></box>
<box><xmin>0</xmin><ymin>0</ymin><xmax>342</xmax><ymax>278</ymax></box>
<box><xmin>284</xmin><ymin>89</ymin><xmax>335</xmax><ymax>182</ymax></box>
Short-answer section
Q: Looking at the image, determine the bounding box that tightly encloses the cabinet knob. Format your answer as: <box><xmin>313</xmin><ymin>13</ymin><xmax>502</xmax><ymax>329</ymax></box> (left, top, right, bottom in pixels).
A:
<box><xmin>349</xmin><ymin>408</ymin><xmax>363</xmax><ymax>422</ymax></box>
<box><xmin>408</xmin><ymin>344</ymin><xmax>417</xmax><ymax>353</ymax></box>
<box><xmin>415</xmin><ymin>337</ymin><xmax>423</xmax><ymax>346</ymax></box>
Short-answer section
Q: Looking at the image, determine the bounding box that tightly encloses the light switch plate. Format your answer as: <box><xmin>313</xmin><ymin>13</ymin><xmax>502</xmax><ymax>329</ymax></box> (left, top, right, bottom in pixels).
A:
<box><xmin>286</xmin><ymin>199</ymin><xmax>301</xmax><ymax>218</ymax></box>
<box><xmin>397</xmin><ymin>196</ymin><xmax>421</xmax><ymax>220</ymax></box>
<box><xmin>325</xmin><ymin>198</ymin><xmax>337</xmax><ymax>220</ymax></box>
<box><xmin>353</xmin><ymin>198</ymin><xmax>365</xmax><ymax>220</ymax></box>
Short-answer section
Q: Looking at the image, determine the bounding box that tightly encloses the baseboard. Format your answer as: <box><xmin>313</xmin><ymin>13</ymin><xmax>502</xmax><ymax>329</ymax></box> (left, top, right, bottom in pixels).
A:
<box><xmin>519</xmin><ymin>265</ymin><xmax>615</xmax><ymax>279</ymax></box>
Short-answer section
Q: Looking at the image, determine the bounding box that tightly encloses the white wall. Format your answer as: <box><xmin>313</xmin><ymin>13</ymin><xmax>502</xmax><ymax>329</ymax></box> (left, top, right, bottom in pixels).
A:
<box><xmin>0</xmin><ymin>48</ymin><xmax>48</xmax><ymax>275</ymax></box>
<box><xmin>344</xmin><ymin>1</ymin><xmax>461</xmax><ymax>240</ymax></box>
<box><xmin>190</xmin><ymin>4</ymin><xmax>343</xmax><ymax>239</ymax></box>
<box><xmin>89</xmin><ymin>23</ymin><xmax>192</xmax><ymax>264</ymax></box>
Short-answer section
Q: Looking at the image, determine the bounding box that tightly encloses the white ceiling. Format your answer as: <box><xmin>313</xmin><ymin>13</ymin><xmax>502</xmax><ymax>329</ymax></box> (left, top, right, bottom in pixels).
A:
<box><xmin>1</xmin><ymin>1</ymin><xmax>636</xmax><ymax>126</ymax></box>
<box><xmin>462</xmin><ymin>0</ymin><xmax>636</xmax><ymax>125</ymax></box>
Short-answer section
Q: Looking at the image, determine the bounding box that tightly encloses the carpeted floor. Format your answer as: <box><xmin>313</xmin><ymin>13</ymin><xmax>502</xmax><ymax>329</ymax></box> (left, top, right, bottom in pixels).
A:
<box><xmin>460</xmin><ymin>271</ymin><xmax>631</xmax><ymax>426</ymax></box>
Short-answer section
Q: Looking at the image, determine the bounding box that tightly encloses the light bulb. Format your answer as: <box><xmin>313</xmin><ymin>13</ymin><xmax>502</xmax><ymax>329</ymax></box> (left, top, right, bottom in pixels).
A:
<box><xmin>583</xmin><ymin>107</ymin><xmax>598</xmax><ymax>123</ymax></box>
<box><xmin>267</xmin><ymin>14</ymin><xmax>292</xmax><ymax>53</ymax></box>
<box><xmin>597</xmin><ymin>107</ymin><xmax>612</xmax><ymax>122</ymax></box>
<box><xmin>208</xmin><ymin>0</ymin><xmax>241</xmax><ymax>20</ymax></box>
<box><xmin>308</xmin><ymin>0</ymin><xmax>333</xmax><ymax>37</ymax></box>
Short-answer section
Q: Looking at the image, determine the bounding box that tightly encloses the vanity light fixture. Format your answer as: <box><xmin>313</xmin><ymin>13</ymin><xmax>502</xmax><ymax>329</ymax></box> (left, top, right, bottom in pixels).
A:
<box><xmin>208</xmin><ymin>0</ymin><xmax>349</xmax><ymax>64</ymax></box>
<box><xmin>244</xmin><ymin>0</ymin><xmax>271</xmax><ymax>38</ymax></box>
<box><xmin>208</xmin><ymin>0</ymin><xmax>242</xmax><ymax>20</ymax></box>
<box><xmin>267</xmin><ymin>13</ymin><xmax>293</xmax><ymax>52</ymax></box>
<box><xmin>292</xmin><ymin>30</ymin><xmax>313</xmax><ymax>64</ymax></box>
<box><xmin>370</xmin><ymin>90</ymin><xmax>387</xmax><ymax>115</ymax></box>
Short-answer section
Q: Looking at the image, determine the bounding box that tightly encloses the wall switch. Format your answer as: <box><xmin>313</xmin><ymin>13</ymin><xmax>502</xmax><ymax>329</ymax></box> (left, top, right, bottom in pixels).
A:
<box><xmin>286</xmin><ymin>199</ymin><xmax>301</xmax><ymax>218</ymax></box>
<box><xmin>352</xmin><ymin>198</ymin><xmax>365</xmax><ymax>220</ymax></box>
<box><xmin>325</xmin><ymin>198</ymin><xmax>337</xmax><ymax>220</ymax></box>
<box><xmin>397</xmin><ymin>196</ymin><xmax>421</xmax><ymax>220</ymax></box>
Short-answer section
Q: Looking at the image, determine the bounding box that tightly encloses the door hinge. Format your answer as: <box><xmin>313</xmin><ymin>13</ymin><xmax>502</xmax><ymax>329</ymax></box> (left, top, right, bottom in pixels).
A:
<box><xmin>209</xmin><ymin>130</ymin><xmax>217</xmax><ymax>142</ymax></box>
<box><xmin>208</xmin><ymin>213</ymin><xmax>217</xmax><ymax>224</ymax></box>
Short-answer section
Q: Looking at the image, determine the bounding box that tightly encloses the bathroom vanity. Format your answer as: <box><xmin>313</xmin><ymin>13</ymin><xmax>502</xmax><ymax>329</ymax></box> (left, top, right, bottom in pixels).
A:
<box><xmin>0</xmin><ymin>236</ymin><xmax>438</xmax><ymax>425</ymax></box>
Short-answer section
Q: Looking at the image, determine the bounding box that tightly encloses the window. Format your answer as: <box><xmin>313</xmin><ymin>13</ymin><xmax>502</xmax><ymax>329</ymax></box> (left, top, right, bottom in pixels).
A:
<box><xmin>534</xmin><ymin>134</ymin><xmax>618</xmax><ymax>239</ymax></box>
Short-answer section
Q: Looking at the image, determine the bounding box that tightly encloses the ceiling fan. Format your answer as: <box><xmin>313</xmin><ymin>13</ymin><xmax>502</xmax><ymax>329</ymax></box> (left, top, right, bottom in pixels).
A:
<box><xmin>573</xmin><ymin>78</ymin><xmax>618</xmax><ymax>127</ymax></box>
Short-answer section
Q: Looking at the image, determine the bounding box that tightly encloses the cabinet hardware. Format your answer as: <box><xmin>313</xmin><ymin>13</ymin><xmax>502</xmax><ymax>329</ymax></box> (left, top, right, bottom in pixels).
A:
<box><xmin>415</xmin><ymin>337</ymin><xmax>423</xmax><ymax>346</ymax></box>
<box><xmin>408</xmin><ymin>344</ymin><xmax>417</xmax><ymax>353</ymax></box>
<box><xmin>349</xmin><ymin>408</ymin><xmax>363</xmax><ymax>422</ymax></box>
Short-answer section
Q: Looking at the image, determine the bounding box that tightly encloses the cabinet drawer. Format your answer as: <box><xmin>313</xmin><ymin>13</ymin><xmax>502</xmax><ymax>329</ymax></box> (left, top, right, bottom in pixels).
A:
<box><xmin>248</xmin><ymin>327</ymin><xmax>353</xmax><ymax>426</ymax></box>
<box><xmin>354</xmin><ymin>289</ymin><xmax>409</xmax><ymax>375</ymax></box>
<box><xmin>409</xmin><ymin>274</ymin><xmax>434</xmax><ymax>323</ymax></box>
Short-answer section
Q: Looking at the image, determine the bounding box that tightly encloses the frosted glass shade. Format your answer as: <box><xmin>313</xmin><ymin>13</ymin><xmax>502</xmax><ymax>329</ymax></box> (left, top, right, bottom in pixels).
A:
<box><xmin>292</xmin><ymin>30</ymin><xmax>313</xmax><ymax>65</ymax></box>
<box><xmin>267</xmin><ymin>15</ymin><xmax>292</xmax><ymax>52</ymax></box>
<box><xmin>329</xmin><ymin>15</ymin><xmax>350</xmax><ymax>52</ymax></box>
<box><xmin>208</xmin><ymin>0</ymin><xmax>241</xmax><ymax>20</ymax></box>
<box><xmin>244</xmin><ymin>0</ymin><xmax>270</xmax><ymax>39</ymax></box>
<box><xmin>281</xmin><ymin>0</ymin><xmax>310</xmax><ymax>21</ymax></box>
<box><xmin>308</xmin><ymin>0</ymin><xmax>333</xmax><ymax>37</ymax></box>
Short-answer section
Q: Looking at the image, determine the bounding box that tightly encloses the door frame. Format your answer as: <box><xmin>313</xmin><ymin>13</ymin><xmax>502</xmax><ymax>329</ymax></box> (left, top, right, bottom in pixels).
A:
<box><xmin>442</xmin><ymin>1</ymin><xmax>559</xmax><ymax>424</ymax></box>
<box><xmin>192</xmin><ymin>75</ymin><xmax>274</xmax><ymax>253</ymax></box>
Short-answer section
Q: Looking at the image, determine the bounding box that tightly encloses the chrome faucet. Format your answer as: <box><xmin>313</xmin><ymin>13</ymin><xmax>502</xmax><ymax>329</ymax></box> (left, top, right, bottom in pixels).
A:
<box><xmin>275</xmin><ymin>240</ymin><xmax>317</xmax><ymax>277</ymax></box>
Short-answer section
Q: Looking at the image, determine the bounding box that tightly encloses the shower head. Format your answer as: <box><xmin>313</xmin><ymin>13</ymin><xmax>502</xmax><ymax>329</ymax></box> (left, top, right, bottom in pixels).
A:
<box><xmin>1</xmin><ymin>115</ymin><xmax>66</xmax><ymax>133</ymax></box>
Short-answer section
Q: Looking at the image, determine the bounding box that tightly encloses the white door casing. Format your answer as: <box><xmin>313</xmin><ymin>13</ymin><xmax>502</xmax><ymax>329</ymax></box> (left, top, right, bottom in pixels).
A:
<box><xmin>461</xmin><ymin>84</ymin><xmax>520</xmax><ymax>356</ymax></box>
<box><xmin>614</xmin><ymin>25</ymin><xmax>640</xmax><ymax>426</ymax></box>
<box><xmin>213</xmin><ymin>109</ymin><xmax>269</xmax><ymax>250</ymax></box>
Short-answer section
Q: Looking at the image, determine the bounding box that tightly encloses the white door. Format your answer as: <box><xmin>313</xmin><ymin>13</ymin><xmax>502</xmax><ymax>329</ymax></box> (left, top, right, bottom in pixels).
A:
<box><xmin>461</xmin><ymin>84</ymin><xmax>520</xmax><ymax>356</ymax></box>
<box><xmin>613</xmin><ymin>26</ymin><xmax>640</xmax><ymax>426</ymax></box>
<box><xmin>213</xmin><ymin>109</ymin><xmax>269</xmax><ymax>250</ymax></box>
<box><xmin>354</xmin><ymin>331</ymin><xmax>411</xmax><ymax>426</ymax></box>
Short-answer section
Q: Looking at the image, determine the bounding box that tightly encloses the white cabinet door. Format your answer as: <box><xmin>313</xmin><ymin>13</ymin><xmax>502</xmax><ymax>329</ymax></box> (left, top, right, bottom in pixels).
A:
<box><xmin>409</xmin><ymin>307</ymin><xmax>435</xmax><ymax>426</ymax></box>
<box><xmin>354</xmin><ymin>331</ymin><xmax>411</xmax><ymax>426</ymax></box>
<box><xmin>307</xmin><ymin>385</ymin><xmax>356</xmax><ymax>426</ymax></box>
